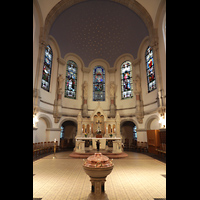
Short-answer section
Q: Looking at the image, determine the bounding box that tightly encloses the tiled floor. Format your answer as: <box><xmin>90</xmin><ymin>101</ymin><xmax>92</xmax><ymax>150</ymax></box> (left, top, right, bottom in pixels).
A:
<box><xmin>33</xmin><ymin>151</ymin><xmax>166</xmax><ymax>200</ymax></box>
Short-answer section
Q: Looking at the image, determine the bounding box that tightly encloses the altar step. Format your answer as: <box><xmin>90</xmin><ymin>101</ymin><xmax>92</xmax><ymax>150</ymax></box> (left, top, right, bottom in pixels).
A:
<box><xmin>69</xmin><ymin>150</ymin><xmax>128</xmax><ymax>159</ymax></box>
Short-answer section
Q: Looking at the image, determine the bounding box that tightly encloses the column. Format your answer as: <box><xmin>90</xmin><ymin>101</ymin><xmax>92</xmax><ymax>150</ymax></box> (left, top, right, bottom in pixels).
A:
<box><xmin>82</xmin><ymin>81</ymin><xmax>88</xmax><ymax>117</ymax></box>
<box><xmin>133</xmin><ymin>75</ymin><xmax>144</xmax><ymax>124</ymax></box>
<box><xmin>116</xmin><ymin>112</ymin><xmax>121</xmax><ymax>137</ymax></box>
<box><xmin>109</xmin><ymin>82</ymin><xmax>116</xmax><ymax>117</ymax></box>
<box><xmin>77</xmin><ymin>112</ymin><xmax>82</xmax><ymax>136</ymax></box>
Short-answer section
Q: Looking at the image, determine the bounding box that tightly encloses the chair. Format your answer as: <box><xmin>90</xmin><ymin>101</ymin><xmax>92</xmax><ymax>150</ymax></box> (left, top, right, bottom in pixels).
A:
<box><xmin>124</xmin><ymin>138</ymin><xmax>129</xmax><ymax>150</ymax></box>
<box><xmin>51</xmin><ymin>141</ymin><xmax>54</xmax><ymax>152</ymax></box>
<box><xmin>136</xmin><ymin>141</ymin><xmax>142</xmax><ymax>152</ymax></box>
<box><xmin>141</xmin><ymin>142</ymin><xmax>148</xmax><ymax>152</ymax></box>
<box><xmin>33</xmin><ymin>143</ymin><xmax>40</xmax><ymax>157</ymax></box>
<box><xmin>130</xmin><ymin>139</ymin><xmax>136</xmax><ymax>151</ymax></box>
<box><xmin>40</xmin><ymin>142</ymin><xmax>45</xmax><ymax>154</ymax></box>
<box><xmin>44</xmin><ymin>142</ymin><xmax>48</xmax><ymax>153</ymax></box>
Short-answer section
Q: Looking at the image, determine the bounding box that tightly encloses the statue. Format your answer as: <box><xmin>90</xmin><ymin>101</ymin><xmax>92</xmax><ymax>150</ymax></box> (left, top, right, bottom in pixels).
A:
<box><xmin>57</xmin><ymin>74</ymin><xmax>64</xmax><ymax>91</ymax></box>
<box><xmin>83</xmin><ymin>81</ymin><xmax>88</xmax><ymax>99</ymax></box>
<box><xmin>110</xmin><ymin>82</ymin><xmax>115</xmax><ymax>97</ymax></box>
<box><xmin>53</xmin><ymin>74</ymin><xmax>64</xmax><ymax>123</ymax></box>
<box><xmin>134</xmin><ymin>75</ymin><xmax>141</xmax><ymax>93</ymax></box>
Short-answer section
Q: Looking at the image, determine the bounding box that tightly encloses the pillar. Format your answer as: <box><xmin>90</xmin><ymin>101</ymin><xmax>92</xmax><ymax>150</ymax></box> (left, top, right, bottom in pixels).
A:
<box><xmin>109</xmin><ymin>82</ymin><xmax>116</xmax><ymax>118</ymax></box>
<box><xmin>82</xmin><ymin>81</ymin><xmax>89</xmax><ymax>117</ymax></box>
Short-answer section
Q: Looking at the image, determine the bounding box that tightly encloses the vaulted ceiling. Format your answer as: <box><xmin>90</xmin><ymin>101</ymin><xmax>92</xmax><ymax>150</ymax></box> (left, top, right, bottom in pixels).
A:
<box><xmin>49</xmin><ymin>0</ymin><xmax>149</xmax><ymax>67</ymax></box>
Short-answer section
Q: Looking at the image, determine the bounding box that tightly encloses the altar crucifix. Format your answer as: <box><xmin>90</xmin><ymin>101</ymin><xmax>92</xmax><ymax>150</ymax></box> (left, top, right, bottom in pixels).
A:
<box><xmin>93</xmin><ymin>112</ymin><xmax>104</xmax><ymax>137</ymax></box>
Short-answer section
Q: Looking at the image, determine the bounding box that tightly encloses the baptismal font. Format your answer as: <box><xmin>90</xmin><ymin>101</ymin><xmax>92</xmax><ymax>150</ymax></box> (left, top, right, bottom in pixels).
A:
<box><xmin>83</xmin><ymin>152</ymin><xmax>114</xmax><ymax>198</ymax></box>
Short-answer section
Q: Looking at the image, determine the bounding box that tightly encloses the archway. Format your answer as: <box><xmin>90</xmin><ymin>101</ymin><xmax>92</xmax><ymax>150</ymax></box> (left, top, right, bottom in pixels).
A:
<box><xmin>120</xmin><ymin>121</ymin><xmax>137</xmax><ymax>150</ymax></box>
<box><xmin>145</xmin><ymin>115</ymin><xmax>160</xmax><ymax>130</ymax></box>
<box><xmin>60</xmin><ymin>120</ymin><xmax>77</xmax><ymax>149</ymax></box>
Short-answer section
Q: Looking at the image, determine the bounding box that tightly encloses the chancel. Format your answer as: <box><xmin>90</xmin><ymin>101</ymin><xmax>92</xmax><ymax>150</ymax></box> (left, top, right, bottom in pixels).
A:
<box><xmin>74</xmin><ymin>104</ymin><xmax>123</xmax><ymax>154</ymax></box>
<box><xmin>33</xmin><ymin>0</ymin><xmax>166</xmax><ymax>199</ymax></box>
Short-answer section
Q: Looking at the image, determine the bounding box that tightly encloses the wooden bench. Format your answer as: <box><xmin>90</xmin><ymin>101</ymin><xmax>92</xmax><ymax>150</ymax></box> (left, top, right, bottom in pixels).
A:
<box><xmin>156</xmin><ymin>149</ymin><xmax>166</xmax><ymax>157</ymax></box>
<box><xmin>155</xmin><ymin>143</ymin><xmax>166</xmax><ymax>157</ymax></box>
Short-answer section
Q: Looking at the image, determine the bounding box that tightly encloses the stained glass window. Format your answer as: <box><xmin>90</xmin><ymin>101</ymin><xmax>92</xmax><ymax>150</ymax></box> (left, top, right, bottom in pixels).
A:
<box><xmin>65</xmin><ymin>60</ymin><xmax>77</xmax><ymax>99</ymax></box>
<box><xmin>41</xmin><ymin>45</ymin><xmax>53</xmax><ymax>92</ymax></box>
<box><xmin>93</xmin><ymin>66</ymin><xmax>105</xmax><ymax>101</ymax></box>
<box><xmin>121</xmin><ymin>61</ymin><xmax>133</xmax><ymax>99</ymax></box>
<box><xmin>145</xmin><ymin>46</ymin><xmax>156</xmax><ymax>92</ymax></box>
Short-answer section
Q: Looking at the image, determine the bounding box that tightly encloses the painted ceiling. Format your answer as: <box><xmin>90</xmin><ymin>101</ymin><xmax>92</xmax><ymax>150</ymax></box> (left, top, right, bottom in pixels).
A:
<box><xmin>49</xmin><ymin>0</ymin><xmax>149</xmax><ymax>67</ymax></box>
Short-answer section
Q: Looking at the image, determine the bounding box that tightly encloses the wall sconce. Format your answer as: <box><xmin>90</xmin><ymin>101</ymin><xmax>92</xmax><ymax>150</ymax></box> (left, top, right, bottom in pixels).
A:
<box><xmin>33</xmin><ymin>114</ymin><xmax>38</xmax><ymax>128</ymax></box>
<box><xmin>159</xmin><ymin>113</ymin><xmax>166</xmax><ymax>128</ymax></box>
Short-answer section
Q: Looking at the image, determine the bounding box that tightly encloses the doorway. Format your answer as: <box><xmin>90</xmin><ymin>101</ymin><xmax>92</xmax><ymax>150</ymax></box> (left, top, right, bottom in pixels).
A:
<box><xmin>60</xmin><ymin>120</ymin><xmax>77</xmax><ymax>150</ymax></box>
<box><xmin>121</xmin><ymin>121</ymin><xmax>137</xmax><ymax>150</ymax></box>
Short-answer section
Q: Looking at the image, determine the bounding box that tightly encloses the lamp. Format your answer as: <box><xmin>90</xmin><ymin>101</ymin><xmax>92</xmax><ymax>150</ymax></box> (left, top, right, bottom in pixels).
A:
<box><xmin>33</xmin><ymin>114</ymin><xmax>38</xmax><ymax>128</ymax></box>
<box><xmin>159</xmin><ymin>113</ymin><xmax>166</xmax><ymax>128</ymax></box>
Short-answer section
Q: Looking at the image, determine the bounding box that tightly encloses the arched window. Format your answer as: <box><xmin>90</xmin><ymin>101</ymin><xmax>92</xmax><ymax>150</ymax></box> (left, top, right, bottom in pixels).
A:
<box><xmin>41</xmin><ymin>45</ymin><xmax>53</xmax><ymax>92</ymax></box>
<box><xmin>93</xmin><ymin>66</ymin><xmax>105</xmax><ymax>101</ymax></box>
<box><xmin>121</xmin><ymin>61</ymin><xmax>133</xmax><ymax>99</ymax></box>
<box><xmin>65</xmin><ymin>60</ymin><xmax>78</xmax><ymax>99</ymax></box>
<box><xmin>145</xmin><ymin>46</ymin><xmax>156</xmax><ymax>93</ymax></box>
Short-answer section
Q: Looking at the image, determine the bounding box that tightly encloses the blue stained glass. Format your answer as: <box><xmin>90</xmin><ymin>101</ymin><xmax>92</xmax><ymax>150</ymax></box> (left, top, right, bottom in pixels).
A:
<box><xmin>93</xmin><ymin>66</ymin><xmax>105</xmax><ymax>101</ymax></box>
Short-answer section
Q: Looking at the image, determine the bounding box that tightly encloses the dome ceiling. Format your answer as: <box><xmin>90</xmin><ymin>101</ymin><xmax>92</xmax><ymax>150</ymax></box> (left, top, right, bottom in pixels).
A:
<box><xmin>49</xmin><ymin>0</ymin><xmax>149</xmax><ymax>67</ymax></box>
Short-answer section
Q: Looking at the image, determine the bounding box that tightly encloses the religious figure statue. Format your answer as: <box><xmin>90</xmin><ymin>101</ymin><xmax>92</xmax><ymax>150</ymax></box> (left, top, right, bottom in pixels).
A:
<box><xmin>110</xmin><ymin>82</ymin><xmax>116</xmax><ymax>97</ymax></box>
<box><xmin>57</xmin><ymin>74</ymin><xmax>64</xmax><ymax>91</ymax></box>
<box><xmin>83</xmin><ymin>81</ymin><xmax>88</xmax><ymax>99</ymax></box>
<box><xmin>134</xmin><ymin>75</ymin><xmax>141</xmax><ymax>93</ymax></box>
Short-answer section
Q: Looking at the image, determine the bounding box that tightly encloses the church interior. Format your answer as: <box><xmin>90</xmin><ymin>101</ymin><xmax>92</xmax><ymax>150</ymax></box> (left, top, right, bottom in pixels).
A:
<box><xmin>33</xmin><ymin>0</ymin><xmax>166</xmax><ymax>199</ymax></box>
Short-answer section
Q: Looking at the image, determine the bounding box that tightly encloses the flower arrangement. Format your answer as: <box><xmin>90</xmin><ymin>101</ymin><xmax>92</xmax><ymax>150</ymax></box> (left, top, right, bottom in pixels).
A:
<box><xmin>85</xmin><ymin>133</ymin><xmax>87</xmax><ymax>137</ymax></box>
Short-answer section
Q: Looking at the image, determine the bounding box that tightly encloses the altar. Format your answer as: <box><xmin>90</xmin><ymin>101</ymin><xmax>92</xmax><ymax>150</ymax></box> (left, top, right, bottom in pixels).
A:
<box><xmin>75</xmin><ymin>136</ymin><xmax>122</xmax><ymax>153</ymax></box>
<box><xmin>74</xmin><ymin>103</ymin><xmax>122</xmax><ymax>154</ymax></box>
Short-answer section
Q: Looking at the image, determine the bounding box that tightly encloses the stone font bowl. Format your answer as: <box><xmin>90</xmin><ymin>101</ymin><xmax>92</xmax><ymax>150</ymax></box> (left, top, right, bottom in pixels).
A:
<box><xmin>83</xmin><ymin>153</ymin><xmax>114</xmax><ymax>178</ymax></box>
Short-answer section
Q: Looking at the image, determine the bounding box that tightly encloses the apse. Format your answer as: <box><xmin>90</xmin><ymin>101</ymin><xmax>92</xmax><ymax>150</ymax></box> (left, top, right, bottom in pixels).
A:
<box><xmin>49</xmin><ymin>0</ymin><xmax>149</xmax><ymax>67</ymax></box>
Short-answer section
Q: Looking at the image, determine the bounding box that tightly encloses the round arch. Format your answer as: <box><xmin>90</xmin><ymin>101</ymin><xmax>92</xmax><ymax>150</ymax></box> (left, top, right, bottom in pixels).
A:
<box><xmin>38</xmin><ymin>114</ymin><xmax>53</xmax><ymax>128</ymax></box>
<box><xmin>113</xmin><ymin>53</ymin><xmax>134</xmax><ymax>71</ymax></box>
<box><xmin>145</xmin><ymin>115</ymin><xmax>159</xmax><ymax>130</ymax></box>
<box><xmin>42</xmin><ymin>0</ymin><xmax>153</xmax><ymax>44</ymax></box>
<box><xmin>59</xmin><ymin>117</ymin><xmax>78</xmax><ymax>129</ymax></box>
<box><xmin>64</xmin><ymin>52</ymin><xmax>86</xmax><ymax>70</ymax></box>
<box><xmin>120</xmin><ymin>118</ymin><xmax>138</xmax><ymax>129</ymax></box>
<box><xmin>88</xmin><ymin>58</ymin><xmax>111</xmax><ymax>71</ymax></box>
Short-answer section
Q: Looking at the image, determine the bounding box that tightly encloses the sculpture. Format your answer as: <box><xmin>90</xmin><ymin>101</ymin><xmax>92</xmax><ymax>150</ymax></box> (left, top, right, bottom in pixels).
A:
<box><xmin>83</xmin><ymin>81</ymin><xmax>88</xmax><ymax>98</ymax></box>
<box><xmin>110</xmin><ymin>82</ymin><xmax>115</xmax><ymax>97</ymax></box>
<box><xmin>134</xmin><ymin>75</ymin><xmax>141</xmax><ymax>93</ymax></box>
<box><xmin>57</xmin><ymin>74</ymin><xmax>64</xmax><ymax>91</ymax></box>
